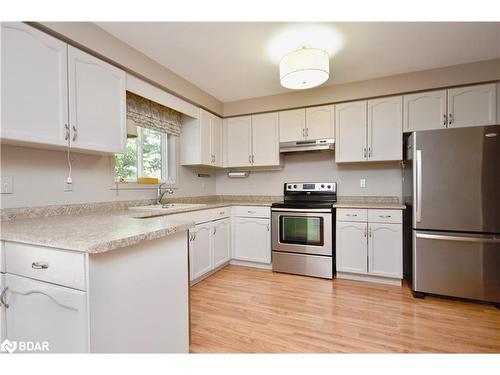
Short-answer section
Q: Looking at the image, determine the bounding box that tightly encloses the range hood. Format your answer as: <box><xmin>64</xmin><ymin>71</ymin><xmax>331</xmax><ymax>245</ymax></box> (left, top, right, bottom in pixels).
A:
<box><xmin>280</xmin><ymin>138</ymin><xmax>335</xmax><ymax>153</ymax></box>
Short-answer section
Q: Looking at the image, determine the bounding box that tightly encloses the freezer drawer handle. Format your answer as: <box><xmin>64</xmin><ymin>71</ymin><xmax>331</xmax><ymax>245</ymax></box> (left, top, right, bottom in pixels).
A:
<box><xmin>32</xmin><ymin>261</ymin><xmax>49</xmax><ymax>270</ymax></box>
<box><xmin>416</xmin><ymin>233</ymin><xmax>500</xmax><ymax>243</ymax></box>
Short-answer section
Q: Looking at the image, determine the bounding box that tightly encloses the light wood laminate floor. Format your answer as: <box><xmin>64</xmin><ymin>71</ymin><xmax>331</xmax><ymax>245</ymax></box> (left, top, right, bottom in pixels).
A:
<box><xmin>189</xmin><ymin>265</ymin><xmax>500</xmax><ymax>353</ymax></box>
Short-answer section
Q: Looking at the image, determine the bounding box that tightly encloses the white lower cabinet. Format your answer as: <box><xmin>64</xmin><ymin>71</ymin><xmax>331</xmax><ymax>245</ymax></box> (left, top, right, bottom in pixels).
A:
<box><xmin>189</xmin><ymin>223</ymin><xmax>213</xmax><ymax>281</ymax></box>
<box><xmin>336</xmin><ymin>222</ymin><xmax>368</xmax><ymax>274</ymax></box>
<box><xmin>212</xmin><ymin>218</ymin><xmax>231</xmax><ymax>268</ymax></box>
<box><xmin>336</xmin><ymin>209</ymin><xmax>403</xmax><ymax>285</ymax></box>
<box><xmin>4</xmin><ymin>273</ymin><xmax>88</xmax><ymax>353</ymax></box>
<box><xmin>233</xmin><ymin>217</ymin><xmax>271</xmax><ymax>264</ymax></box>
<box><xmin>188</xmin><ymin>217</ymin><xmax>231</xmax><ymax>283</ymax></box>
<box><xmin>368</xmin><ymin>223</ymin><xmax>402</xmax><ymax>278</ymax></box>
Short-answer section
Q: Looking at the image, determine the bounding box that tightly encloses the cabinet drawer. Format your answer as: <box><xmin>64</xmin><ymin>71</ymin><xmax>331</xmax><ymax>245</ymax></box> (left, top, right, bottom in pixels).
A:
<box><xmin>336</xmin><ymin>209</ymin><xmax>368</xmax><ymax>222</ymax></box>
<box><xmin>207</xmin><ymin>207</ymin><xmax>231</xmax><ymax>220</ymax></box>
<box><xmin>368</xmin><ymin>209</ymin><xmax>402</xmax><ymax>224</ymax></box>
<box><xmin>233</xmin><ymin>206</ymin><xmax>270</xmax><ymax>218</ymax></box>
<box><xmin>4</xmin><ymin>242</ymin><xmax>86</xmax><ymax>291</ymax></box>
<box><xmin>169</xmin><ymin>206</ymin><xmax>231</xmax><ymax>224</ymax></box>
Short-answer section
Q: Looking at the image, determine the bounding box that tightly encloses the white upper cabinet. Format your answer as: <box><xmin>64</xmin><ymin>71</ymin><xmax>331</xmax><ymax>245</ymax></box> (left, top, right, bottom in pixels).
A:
<box><xmin>447</xmin><ymin>83</ymin><xmax>497</xmax><ymax>128</ymax></box>
<box><xmin>181</xmin><ymin>109</ymin><xmax>223</xmax><ymax>167</ymax></box>
<box><xmin>68</xmin><ymin>46</ymin><xmax>126</xmax><ymax>154</ymax></box>
<box><xmin>223</xmin><ymin>116</ymin><xmax>253</xmax><ymax>167</ymax></box>
<box><xmin>367</xmin><ymin>96</ymin><xmax>402</xmax><ymax>161</ymax></box>
<box><xmin>403</xmin><ymin>90</ymin><xmax>447</xmax><ymax>132</ymax></box>
<box><xmin>335</xmin><ymin>101</ymin><xmax>367</xmax><ymax>162</ymax></box>
<box><xmin>223</xmin><ymin>114</ymin><xmax>280</xmax><ymax>168</ymax></box>
<box><xmin>251</xmin><ymin>112</ymin><xmax>280</xmax><ymax>166</ymax></box>
<box><xmin>305</xmin><ymin>105</ymin><xmax>335</xmax><ymax>140</ymax></box>
<box><xmin>211</xmin><ymin>115</ymin><xmax>223</xmax><ymax>167</ymax></box>
<box><xmin>279</xmin><ymin>109</ymin><xmax>306</xmax><ymax>142</ymax></box>
<box><xmin>1</xmin><ymin>22</ymin><xmax>69</xmax><ymax>147</ymax></box>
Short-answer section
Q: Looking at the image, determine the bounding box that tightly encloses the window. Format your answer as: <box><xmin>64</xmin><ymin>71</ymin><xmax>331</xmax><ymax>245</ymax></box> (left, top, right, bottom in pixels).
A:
<box><xmin>115</xmin><ymin>127</ymin><xmax>175</xmax><ymax>183</ymax></box>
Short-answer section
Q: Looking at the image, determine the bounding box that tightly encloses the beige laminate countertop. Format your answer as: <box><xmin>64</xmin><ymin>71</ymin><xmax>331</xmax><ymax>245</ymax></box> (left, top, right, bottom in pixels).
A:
<box><xmin>0</xmin><ymin>210</ymin><xmax>195</xmax><ymax>254</ymax></box>
<box><xmin>0</xmin><ymin>198</ymin><xmax>404</xmax><ymax>254</ymax></box>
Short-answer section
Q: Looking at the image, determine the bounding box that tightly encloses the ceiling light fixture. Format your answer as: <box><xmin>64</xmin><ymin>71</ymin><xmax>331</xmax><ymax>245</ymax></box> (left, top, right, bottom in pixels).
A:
<box><xmin>279</xmin><ymin>47</ymin><xmax>330</xmax><ymax>90</ymax></box>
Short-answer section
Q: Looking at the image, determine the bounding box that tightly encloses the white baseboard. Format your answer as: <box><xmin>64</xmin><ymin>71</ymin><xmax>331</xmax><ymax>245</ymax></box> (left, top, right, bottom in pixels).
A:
<box><xmin>336</xmin><ymin>272</ymin><xmax>402</xmax><ymax>286</ymax></box>
<box><xmin>229</xmin><ymin>259</ymin><xmax>272</xmax><ymax>270</ymax></box>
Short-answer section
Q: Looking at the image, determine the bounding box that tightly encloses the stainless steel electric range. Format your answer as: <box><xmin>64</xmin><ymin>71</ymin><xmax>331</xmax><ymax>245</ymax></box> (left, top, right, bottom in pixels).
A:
<box><xmin>271</xmin><ymin>182</ymin><xmax>337</xmax><ymax>279</ymax></box>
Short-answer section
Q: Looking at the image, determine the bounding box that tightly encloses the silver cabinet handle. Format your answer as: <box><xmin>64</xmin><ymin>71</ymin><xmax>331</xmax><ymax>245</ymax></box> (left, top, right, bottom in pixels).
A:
<box><xmin>0</xmin><ymin>287</ymin><xmax>8</xmax><ymax>308</ymax></box>
<box><xmin>72</xmin><ymin>125</ymin><xmax>77</xmax><ymax>141</ymax></box>
<box><xmin>219</xmin><ymin>211</ymin><xmax>225</xmax><ymax>215</ymax></box>
<box><xmin>213</xmin><ymin>227</ymin><xmax>217</xmax><ymax>235</ymax></box>
<box><xmin>267</xmin><ymin>224</ymin><xmax>270</xmax><ymax>231</ymax></box>
<box><xmin>32</xmin><ymin>261</ymin><xmax>49</xmax><ymax>270</ymax></box>
<box><xmin>443</xmin><ymin>114</ymin><xmax>447</xmax><ymax>127</ymax></box>
<box><xmin>252</xmin><ymin>155</ymin><xmax>255</xmax><ymax>164</ymax></box>
<box><xmin>363</xmin><ymin>147</ymin><xmax>367</xmax><ymax>159</ymax></box>
<box><xmin>248</xmin><ymin>155</ymin><xmax>252</xmax><ymax>164</ymax></box>
<box><xmin>364</xmin><ymin>227</ymin><xmax>367</xmax><ymax>237</ymax></box>
<box><xmin>379</xmin><ymin>215</ymin><xmax>392</xmax><ymax>218</ymax></box>
<box><xmin>416</xmin><ymin>149</ymin><xmax>422</xmax><ymax>223</ymax></box>
<box><xmin>448</xmin><ymin>113</ymin><xmax>453</xmax><ymax>125</ymax></box>
<box><xmin>65</xmin><ymin>124</ymin><xmax>70</xmax><ymax>141</ymax></box>
<box><xmin>368</xmin><ymin>147</ymin><xmax>372</xmax><ymax>158</ymax></box>
<box><xmin>247</xmin><ymin>210</ymin><xmax>257</xmax><ymax>214</ymax></box>
<box><xmin>369</xmin><ymin>227</ymin><xmax>372</xmax><ymax>238</ymax></box>
<box><xmin>346</xmin><ymin>213</ymin><xmax>358</xmax><ymax>217</ymax></box>
<box><xmin>302</xmin><ymin>128</ymin><xmax>306</xmax><ymax>138</ymax></box>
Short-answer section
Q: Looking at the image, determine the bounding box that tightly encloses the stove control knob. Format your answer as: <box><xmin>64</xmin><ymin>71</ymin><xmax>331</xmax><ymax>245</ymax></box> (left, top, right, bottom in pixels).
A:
<box><xmin>293</xmin><ymin>184</ymin><xmax>297</xmax><ymax>189</ymax></box>
<box><xmin>321</xmin><ymin>184</ymin><xmax>325</xmax><ymax>188</ymax></box>
<box><xmin>327</xmin><ymin>185</ymin><xmax>331</xmax><ymax>189</ymax></box>
<box><xmin>287</xmin><ymin>184</ymin><xmax>292</xmax><ymax>189</ymax></box>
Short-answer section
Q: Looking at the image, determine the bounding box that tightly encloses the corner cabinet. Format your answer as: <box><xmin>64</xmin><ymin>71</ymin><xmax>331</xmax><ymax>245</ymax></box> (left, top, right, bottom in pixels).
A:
<box><xmin>223</xmin><ymin>114</ymin><xmax>280</xmax><ymax>168</ymax></box>
<box><xmin>335</xmin><ymin>97</ymin><xmax>402</xmax><ymax>163</ymax></box>
<box><xmin>68</xmin><ymin>46</ymin><xmax>126</xmax><ymax>154</ymax></box>
<box><xmin>403</xmin><ymin>83</ymin><xmax>497</xmax><ymax>132</ymax></box>
<box><xmin>1</xmin><ymin>22</ymin><xmax>69</xmax><ymax>148</ymax></box>
<box><xmin>336</xmin><ymin>208</ymin><xmax>403</xmax><ymax>285</ymax></box>
<box><xmin>181</xmin><ymin>109</ymin><xmax>223</xmax><ymax>167</ymax></box>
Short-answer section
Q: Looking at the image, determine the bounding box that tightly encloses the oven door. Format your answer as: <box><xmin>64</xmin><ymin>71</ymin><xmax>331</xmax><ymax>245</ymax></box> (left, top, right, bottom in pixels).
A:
<box><xmin>271</xmin><ymin>208</ymin><xmax>332</xmax><ymax>256</ymax></box>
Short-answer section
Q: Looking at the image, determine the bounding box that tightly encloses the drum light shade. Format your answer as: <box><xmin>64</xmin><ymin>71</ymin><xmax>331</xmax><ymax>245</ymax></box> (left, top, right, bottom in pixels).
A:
<box><xmin>279</xmin><ymin>48</ymin><xmax>330</xmax><ymax>89</ymax></box>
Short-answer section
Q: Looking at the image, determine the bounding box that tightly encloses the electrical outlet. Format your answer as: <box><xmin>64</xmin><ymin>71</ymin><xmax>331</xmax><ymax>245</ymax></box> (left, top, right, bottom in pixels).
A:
<box><xmin>1</xmin><ymin>176</ymin><xmax>13</xmax><ymax>194</ymax></box>
<box><xmin>360</xmin><ymin>178</ymin><xmax>366</xmax><ymax>188</ymax></box>
<box><xmin>64</xmin><ymin>181</ymin><xmax>73</xmax><ymax>192</ymax></box>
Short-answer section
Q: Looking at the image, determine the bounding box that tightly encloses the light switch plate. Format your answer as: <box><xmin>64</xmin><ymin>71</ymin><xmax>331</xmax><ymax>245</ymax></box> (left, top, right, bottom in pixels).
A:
<box><xmin>360</xmin><ymin>178</ymin><xmax>366</xmax><ymax>188</ymax></box>
<box><xmin>1</xmin><ymin>176</ymin><xmax>13</xmax><ymax>194</ymax></box>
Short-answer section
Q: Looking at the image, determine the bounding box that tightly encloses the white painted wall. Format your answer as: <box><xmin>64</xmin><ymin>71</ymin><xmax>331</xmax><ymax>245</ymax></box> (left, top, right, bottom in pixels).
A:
<box><xmin>215</xmin><ymin>152</ymin><xmax>403</xmax><ymax>199</ymax></box>
<box><xmin>0</xmin><ymin>144</ymin><xmax>216</xmax><ymax>209</ymax></box>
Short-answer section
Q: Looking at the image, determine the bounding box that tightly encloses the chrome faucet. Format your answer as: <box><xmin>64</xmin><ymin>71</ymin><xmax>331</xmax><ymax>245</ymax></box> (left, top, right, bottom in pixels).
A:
<box><xmin>156</xmin><ymin>183</ymin><xmax>174</xmax><ymax>205</ymax></box>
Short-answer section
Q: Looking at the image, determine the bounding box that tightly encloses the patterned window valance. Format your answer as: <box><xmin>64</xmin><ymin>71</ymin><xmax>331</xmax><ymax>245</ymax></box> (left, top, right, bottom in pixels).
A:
<box><xmin>126</xmin><ymin>91</ymin><xmax>182</xmax><ymax>136</ymax></box>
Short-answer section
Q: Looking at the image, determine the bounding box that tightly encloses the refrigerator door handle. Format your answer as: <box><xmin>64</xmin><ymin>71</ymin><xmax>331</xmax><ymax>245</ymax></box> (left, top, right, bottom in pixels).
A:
<box><xmin>416</xmin><ymin>149</ymin><xmax>422</xmax><ymax>223</ymax></box>
<box><xmin>415</xmin><ymin>232</ymin><xmax>500</xmax><ymax>243</ymax></box>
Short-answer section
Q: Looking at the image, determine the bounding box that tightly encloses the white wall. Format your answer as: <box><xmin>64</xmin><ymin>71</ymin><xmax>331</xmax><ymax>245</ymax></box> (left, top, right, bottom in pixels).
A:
<box><xmin>0</xmin><ymin>144</ymin><xmax>216</xmax><ymax>209</ymax></box>
<box><xmin>216</xmin><ymin>151</ymin><xmax>403</xmax><ymax>199</ymax></box>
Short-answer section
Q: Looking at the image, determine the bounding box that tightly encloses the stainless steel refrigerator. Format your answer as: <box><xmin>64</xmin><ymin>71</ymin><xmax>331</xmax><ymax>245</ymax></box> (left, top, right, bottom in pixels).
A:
<box><xmin>403</xmin><ymin>125</ymin><xmax>500</xmax><ymax>304</ymax></box>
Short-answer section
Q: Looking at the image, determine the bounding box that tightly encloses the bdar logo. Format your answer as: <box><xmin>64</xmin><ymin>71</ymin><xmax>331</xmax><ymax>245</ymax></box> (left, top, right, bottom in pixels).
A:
<box><xmin>1</xmin><ymin>339</ymin><xmax>18</xmax><ymax>354</ymax></box>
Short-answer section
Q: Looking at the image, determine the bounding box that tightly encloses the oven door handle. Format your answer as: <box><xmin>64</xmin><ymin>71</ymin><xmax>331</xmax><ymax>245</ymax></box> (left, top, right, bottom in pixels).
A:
<box><xmin>271</xmin><ymin>207</ymin><xmax>332</xmax><ymax>213</ymax></box>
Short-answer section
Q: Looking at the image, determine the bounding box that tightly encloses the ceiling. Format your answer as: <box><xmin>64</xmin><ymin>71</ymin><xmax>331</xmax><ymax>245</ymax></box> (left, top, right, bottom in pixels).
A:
<box><xmin>96</xmin><ymin>22</ymin><xmax>500</xmax><ymax>102</ymax></box>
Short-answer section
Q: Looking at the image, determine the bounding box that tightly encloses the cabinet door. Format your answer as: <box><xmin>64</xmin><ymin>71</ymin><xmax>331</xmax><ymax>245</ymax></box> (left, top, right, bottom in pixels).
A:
<box><xmin>211</xmin><ymin>115</ymin><xmax>223</xmax><ymax>167</ymax></box>
<box><xmin>189</xmin><ymin>224</ymin><xmax>213</xmax><ymax>281</ymax></box>
<box><xmin>233</xmin><ymin>218</ymin><xmax>271</xmax><ymax>263</ymax></box>
<box><xmin>306</xmin><ymin>105</ymin><xmax>335</xmax><ymax>140</ymax></box>
<box><xmin>1</xmin><ymin>22</ymin><xmax>69</xmax><ymax>147</ymax></box>
<box><xmin>68</xmin><ymin>46</ymin><xmax>126</xmax><ymax>154</ymax></box>
<box><xmin>199</xmin><ymin>109</ymin><xmax>212</xmax><ymax>165</ymax></box>
<box><xmin>279</xmin><ymin>109</ymin><xmax>306</xmax><ymax>142</ymax></box>
<box><xmin>368</xmin><ymin>223</ymin><xmax>402</xmax><ymax>278</ymax></box>
<box><xmin>212</xmin><ymin>218</ymin><xmax>231</xmax><ymax>268</ymax></box>
<box><xmin>367</xmin><ymin>96</ymin><xmax>402</xmax><ymax>161</ymax></box>
<box><xmin>335</xmin><ymin>101</ymin><xmax>367</xmax><ymax>162</ymax></box>
<box><xmin>0</xmin><ymin>274</ymin><xmax>5</xmax><ymax>343</ymax></box>
<box><xmin>251</xmin><ymin>112</ymin><xmax>280</xmax><ymax>166</ymax></box>
<box><xmin>4</xmin><ymin>273</ymin><xmax>88</xmax><ymax>353</ymax></box>
<box><xmin>336</xmin><ymin>222</ymin><xmax>368</xmax><ymax>274</ymax></box>
<box><xmin>447</xmin><ymin>83</ymin><xmax>497</xmax><ymax>128</ymax></box>
<box><xmin>403</xmin><ymin>90</ymin><xmax>447</xmax><ymax>132</ymax></box>
<box><xmin>223</xmin><ymin>116</ymin><xmax>252</xmax><ymax>167</ymax></box>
